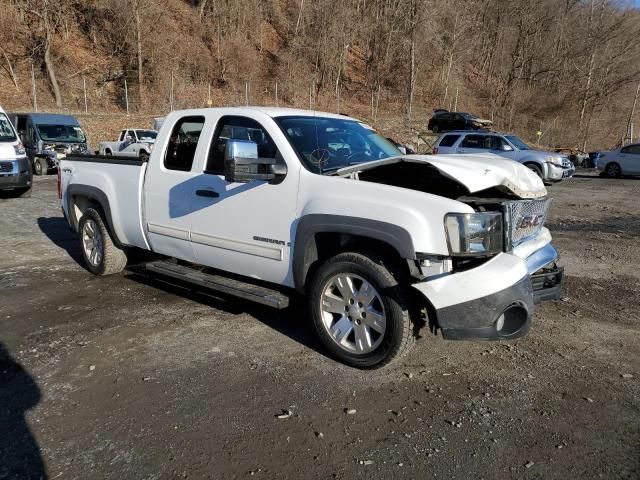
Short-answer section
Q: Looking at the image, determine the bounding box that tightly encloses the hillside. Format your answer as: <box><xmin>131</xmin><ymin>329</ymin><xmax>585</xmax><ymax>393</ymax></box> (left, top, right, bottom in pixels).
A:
<box><xmin>1</xmin><ymin>0</ymin><xmax>639</xmax><ymax>150</ymax></box>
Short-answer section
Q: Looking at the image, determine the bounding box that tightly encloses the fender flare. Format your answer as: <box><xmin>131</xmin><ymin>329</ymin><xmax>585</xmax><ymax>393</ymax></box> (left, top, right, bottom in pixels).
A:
<box><xmin>292</xmin><ymin>214</ymin><xmax>416</xmax><ymax>292</ymax></box>
<box><xmin>66</xmin><ymin>183</ymin><xmax>121</xmax><ymax>245</ymax></box>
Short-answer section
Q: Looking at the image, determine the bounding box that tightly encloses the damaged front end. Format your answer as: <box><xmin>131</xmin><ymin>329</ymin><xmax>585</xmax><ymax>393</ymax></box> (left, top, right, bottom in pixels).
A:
<box><xmin>338</xmin><ymin>155</ymin><xmax>563</xmax><ymax>340</ymax></box>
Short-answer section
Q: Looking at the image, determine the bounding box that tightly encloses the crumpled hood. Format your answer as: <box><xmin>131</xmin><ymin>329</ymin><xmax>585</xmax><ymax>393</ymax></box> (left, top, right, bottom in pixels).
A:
<box><xmin>338</xmin><ymin>153</ymin><xmax>547</xmax><ymax>199</ymax></box>
<box><xmin>409</xmin><ymin>153</ymin><xmax>546</xmax><ymax>198</ymax></box>
<box><xmin>474</xmin><ymin>118</ymin><xmax>493</xmax><ymax>125</ymax></box>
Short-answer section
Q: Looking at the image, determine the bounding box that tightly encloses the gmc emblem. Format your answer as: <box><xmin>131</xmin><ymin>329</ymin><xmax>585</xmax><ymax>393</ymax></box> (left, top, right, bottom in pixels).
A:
<box><xmin>518</xmin><ymin>215</ymin><xmax>542</xmax><ymax>229</ymax></box>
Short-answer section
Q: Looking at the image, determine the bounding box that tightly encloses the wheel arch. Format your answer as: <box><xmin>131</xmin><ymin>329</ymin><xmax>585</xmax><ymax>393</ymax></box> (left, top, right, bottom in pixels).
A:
<box><xmin>293</xmin><ymin>214</ymin><xmax>417</xmax><ymax>293</ymax></box>
<box><xmin>66</xmin><ymin>184</ymin><xmax>122</xmax><ymax>246</ymax></box>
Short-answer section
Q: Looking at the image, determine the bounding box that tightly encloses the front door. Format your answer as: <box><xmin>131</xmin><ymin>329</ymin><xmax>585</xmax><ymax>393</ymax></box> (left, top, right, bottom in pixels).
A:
<box><xmin>144</xmin><ymin>115</ymin><xmax>208</xmax><ymax>262</ymax></box>
<box><xmin>188</xmin><ymin>115</ymin><xmax>299</xmax><ymax>286</ymax></box>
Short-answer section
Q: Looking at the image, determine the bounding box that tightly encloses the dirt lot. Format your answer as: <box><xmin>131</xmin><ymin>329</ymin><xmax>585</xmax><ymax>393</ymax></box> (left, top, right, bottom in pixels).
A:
<box><xmin>1</xmin><ymin>173</ymin><xmax>639</xmax><ymax>479</ymax></box>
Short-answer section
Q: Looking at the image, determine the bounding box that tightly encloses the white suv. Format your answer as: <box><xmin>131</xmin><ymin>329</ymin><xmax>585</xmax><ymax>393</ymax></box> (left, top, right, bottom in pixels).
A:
<box><xmin>433</xmin><ymin>131</ymin><xmax>575</xmax><ymax>183</ymax></box>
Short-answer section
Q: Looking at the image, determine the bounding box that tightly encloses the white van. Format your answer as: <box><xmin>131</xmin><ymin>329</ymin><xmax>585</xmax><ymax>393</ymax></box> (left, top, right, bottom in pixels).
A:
<box><xmin>0</xmin><ymin>106</ymin><xmax>32</xmax><ymax>197</ymax></box>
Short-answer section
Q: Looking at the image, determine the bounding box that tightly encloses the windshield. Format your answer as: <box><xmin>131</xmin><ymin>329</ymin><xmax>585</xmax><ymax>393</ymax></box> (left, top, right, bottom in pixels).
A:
<box><xmin>460</xmin><ymin>112</ymin><xmax>477</xmax><ymax>120</ymax></box>
<box><xmin>0</xmin><ymin>114</ymin><xmax>17</xmax><ymax>142</ymax></box>
<box><xmin>136</xmin><ymin>130</ymin><xmax>157</xmax><ymax>141</ymax></box>
<box><xmin>275</xmin><ymin>116</ymin><xmax>401</xmax><ymax>174</ymax></box>
<box><xmin>505</xmin><ymin>135</ymin><xmax>530</xmax><ymax>150</ymax></box>
<box><xmin>36</xmin><ymin>124</ymin><xmax>86</xmax><ymax>143</ymax></box>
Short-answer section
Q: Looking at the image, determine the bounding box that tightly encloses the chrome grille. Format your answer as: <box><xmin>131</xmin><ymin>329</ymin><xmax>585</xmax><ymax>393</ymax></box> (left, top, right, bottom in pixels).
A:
<box><xmin>504</xmin><ymin>198</ymin><xmax>552</xmax><ymax>248</ymax></box>
<box><xmin>0</xmin><ymin>161</ymin><xmax>13</xmax><ymax>173</ymax></box>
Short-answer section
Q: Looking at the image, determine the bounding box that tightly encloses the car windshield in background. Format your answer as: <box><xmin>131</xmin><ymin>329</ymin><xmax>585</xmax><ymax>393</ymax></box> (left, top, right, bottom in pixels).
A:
<box><xmin>0</xmin><ymin>114</ymin><xmax>17</xmax><ymax>142</ymax></box>
<box><xmin>36</xmin><ymin>124</ymin><xmax>86</xmax><ymax>143</ymax></box>
<box><xmin>275</xmin><ymin>116</ymin><xmax>400</xmax><ymax>174</ymax></box>
<box><xmin>505</xmin><ymin>135</ymin><xmax>530</xmax><ymax>150</ymax></box>
<box><xmin>460</xmin><ymin>113</ymin><xmax>478</xmax><ymax>120</ymax></box>
<box><xmin>136</xmin><ymin>130</ymin><xmax>157</xmax><ymax>140</ymax></box>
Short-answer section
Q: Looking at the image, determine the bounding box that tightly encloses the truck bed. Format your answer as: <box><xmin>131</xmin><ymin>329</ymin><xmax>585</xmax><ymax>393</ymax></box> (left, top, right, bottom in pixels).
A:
<box><xmin>59</xmin><ymin>154</ymin><xmax>150</xmax><ymax>251</ymax></box>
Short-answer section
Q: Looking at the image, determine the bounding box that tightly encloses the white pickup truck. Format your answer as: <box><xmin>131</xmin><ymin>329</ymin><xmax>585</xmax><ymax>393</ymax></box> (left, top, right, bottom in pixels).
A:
<box><xmin>59</xmin><ymin>107</ymin><xmax>563</xmax><ymax>368</ymax></box>
<box><xmin>98</xmin><ymin>128</ymin><xmax>157</xmax><ymax>161</ymax></box>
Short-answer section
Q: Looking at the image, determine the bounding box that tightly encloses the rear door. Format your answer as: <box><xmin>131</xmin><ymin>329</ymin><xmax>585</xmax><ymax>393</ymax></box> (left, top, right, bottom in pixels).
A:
<box><xmin>143</xmin><ymin>115</ymin><xmax>208</xmax><ymax>262</ymax></box>
<box><xmin>435</xmin><ymin>133</ymin><xmax>461</xmax><ymax>154</ymax></box>
<box><xmin>619</xmin><ymin>145</ymin><xmax>640</xmax><ymax>174</ymax></box>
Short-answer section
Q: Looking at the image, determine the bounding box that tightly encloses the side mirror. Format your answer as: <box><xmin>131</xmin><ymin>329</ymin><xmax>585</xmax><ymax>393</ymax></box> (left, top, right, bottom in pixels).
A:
<box><xmin>503</xmin><ymin>144</ymin><xmax>513</xmax><ymax>151</ymax></box>
<box><xmin>224</xmin><ymin>139</ymin><xmax>276</xmax><ymax>183</ymax></box>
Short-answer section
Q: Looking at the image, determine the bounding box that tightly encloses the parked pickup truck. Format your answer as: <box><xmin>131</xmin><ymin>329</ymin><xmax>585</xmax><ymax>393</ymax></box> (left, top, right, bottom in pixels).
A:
<box><xmin>98</xmin><ymin>129</ymin><xmax>157</xmax><ymax>161</ymax></box>
<box><xmin>59</xmin><ymin>107</ymin><xmax>563</xmax><ymax>368</ymax></box>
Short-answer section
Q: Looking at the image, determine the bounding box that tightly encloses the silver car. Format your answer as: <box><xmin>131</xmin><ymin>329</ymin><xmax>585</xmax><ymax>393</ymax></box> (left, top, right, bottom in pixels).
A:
<box><xmin>433</xmin><ymin>131</ymin><xmax>575</xmax><ymax>183</ymax></box>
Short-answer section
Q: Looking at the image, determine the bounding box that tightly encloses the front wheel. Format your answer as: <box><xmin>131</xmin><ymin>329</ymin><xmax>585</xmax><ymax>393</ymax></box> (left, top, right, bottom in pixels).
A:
<box><xmin>78</xmin><ymin>208</ymin><xmax>128</xmax><ymax>275</ymax></box>
<box><xmin>309</xmin><ymin>251</ymin><xmax>415</xmax><ymax>369</ymax></box>
<box><xmin>139</xmin><ymin>151</ymin><xmax>149</xmax><ymax>162</ymax></box>
<box><xmin>431</xmin><ymin>125</ymin><xmax>440</xmax><ymax>133</ymax></box>
<box><xmin>33</xmin><ymin>158</ymin><xmax>48</xmax><ymax>176</ymax></box>
<box><xmin>605</xmin><ymin>162</ymin><xmax>621</xmax><ymax>178</ymax></box>
<box><xmin>525</xmin><ymin>162</ymin><xmax>543</xmax><ymax>179</ymax></box>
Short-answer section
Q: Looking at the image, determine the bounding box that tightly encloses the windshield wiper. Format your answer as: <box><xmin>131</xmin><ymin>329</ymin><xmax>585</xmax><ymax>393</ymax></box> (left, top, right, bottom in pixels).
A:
<box><xmin>322</xmin><ymin>162</ymin><xmax>368</xmax><ymax>175</ymax></box>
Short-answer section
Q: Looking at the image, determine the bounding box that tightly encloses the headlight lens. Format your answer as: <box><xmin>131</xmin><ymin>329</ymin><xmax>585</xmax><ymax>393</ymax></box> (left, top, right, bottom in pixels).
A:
<box><xmin>13</xmin><ymin>143</ymin><xmax>26</xmax><ymax>156</ymax></box>
<box><xmin>445</xmin><ymin>212</ymin><xmax>503</xmax><ymax>256</ymax></box>
<box><xmin>548</xmin><ymin>156</ymin><xmax>563</xmax><ymax>166</ymax></box>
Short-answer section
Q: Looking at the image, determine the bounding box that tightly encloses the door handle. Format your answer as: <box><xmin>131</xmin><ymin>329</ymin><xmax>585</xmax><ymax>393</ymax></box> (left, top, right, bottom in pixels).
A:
<box><xmin>195</xmin><ymin>189</ymin><xmax>219</xmax><ymax>198</ymax></box>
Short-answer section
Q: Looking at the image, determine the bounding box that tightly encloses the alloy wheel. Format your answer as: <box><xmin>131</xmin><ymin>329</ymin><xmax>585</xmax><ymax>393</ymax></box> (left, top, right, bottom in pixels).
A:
<box><xmin>319</xmin><ymin>273</ymin><xmax>386</xmax><ymax>354</ymax></box>
<box><xmin>82</xmin><ymin>219</ymin><xmax>103</xmax><ymax>267</ymax></box>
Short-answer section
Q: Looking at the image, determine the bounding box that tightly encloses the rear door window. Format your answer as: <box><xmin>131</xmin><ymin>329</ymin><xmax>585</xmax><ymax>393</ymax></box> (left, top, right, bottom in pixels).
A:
<box><xmin>438</xmin><ymin>134</ymin><xmax>460</xmax><ymax>147</ymax></box>
<box><xmin>460</xmin><ymin>135</ymin><xmax>487</xmax><ymax>149</ymax></box>
<box><xmin>164</xmin><ymin>116</ymin><xmax>205</xmax><ymax>172</ymax></box>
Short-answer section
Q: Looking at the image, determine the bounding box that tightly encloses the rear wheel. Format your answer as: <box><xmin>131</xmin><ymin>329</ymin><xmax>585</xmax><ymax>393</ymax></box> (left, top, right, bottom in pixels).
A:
<box><xmin>139</xmin><ymin>151</ymin><xmax>149</xmax><ymax>162</ymax></box>
<box><xmin>605</xmin><ymin>162</ymin><xmax>621</xmax><ymax>178</ymax></box>
<box><xmin>78</xmin><ymin>208</ymin><xmax>127</xmax><ymax>276</ymax></box>
<box><xmin>431</xmin><ymin>125</ymin><xmax>440</xmax><ymax>133</ymax></box>
<box><xmin>105</xmin><ymin>149</ymin><xmax>112</xmax><ymax>156</ymax></box>
<box><xmin>309</xmin><ymin>251</ymin><xmax>415</xmax><ymax>369</ymax></box>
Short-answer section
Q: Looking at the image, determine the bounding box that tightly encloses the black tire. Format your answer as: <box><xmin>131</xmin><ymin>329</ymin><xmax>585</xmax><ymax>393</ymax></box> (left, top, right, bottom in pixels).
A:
<box><xmin>605</xmin><ymin>162</ymin><xmax>621</xmax><ymax>178</ymax></box>
<box><xmin>431</xmin><ymin>125</ymin><xmax>440</xmax><ymax>133</ymax></box>
<box><xmin>33</xmin><ymin>158</ymin><xmax>48</xmax><ymax>176</ymax></box>
<box><xmin>139</xmin><ymin>151</ymin><xmax>149</xmax><ymax>162</ymax></box>
<box><xmin>525</xmin><ymin>162</ymin><xmax>543</xmax><ymax>179</ymax></box>
<box><xmin>105</xmin><ymin>149</ymin><xmax>112</xmax><ymax>156</ymax></box>
<box><xmin>308</xmin><ymin>251</ymin><xmax>415</xmax><ymax>369</ymax></box>
<box><xmin>14</xmin><ymin>187</ymin><xmax>32</xmax><ymax>198</ymax></box>
<box><xmin>78</xmin><ymin>208</ymin><xmax>127</xmax><ymax>276</ymax></box>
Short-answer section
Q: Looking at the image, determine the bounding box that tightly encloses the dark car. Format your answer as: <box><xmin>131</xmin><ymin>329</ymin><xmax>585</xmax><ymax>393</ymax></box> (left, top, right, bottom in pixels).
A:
<box><xmin>9</xmin><ymin>113</ymin><xmax>89</xmax><ymax>175</ymax></box>
<box><xmin>427</xmin><ymin>110</ymin><xmax>493</xmax><ymax>133</ymax></box>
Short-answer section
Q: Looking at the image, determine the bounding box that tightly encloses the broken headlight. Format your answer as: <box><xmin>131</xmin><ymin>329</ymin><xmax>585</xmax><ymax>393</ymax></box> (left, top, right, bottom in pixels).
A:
<box><xmin>445</xmin><ymin>212</ymin><xmax>503</xmax><ymax>256</ymax></box>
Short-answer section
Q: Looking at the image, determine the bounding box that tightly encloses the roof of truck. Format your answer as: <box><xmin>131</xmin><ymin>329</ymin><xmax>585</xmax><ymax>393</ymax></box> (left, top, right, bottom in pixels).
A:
<box><xmin>166</xmin><ymin>107</ymin><xmax>358</xmax><ymax>122</ymax></box>
<box><xmin>11</xmin><ymin>112</ymin><xmax>81</xmax><ymax>126</ymax></box>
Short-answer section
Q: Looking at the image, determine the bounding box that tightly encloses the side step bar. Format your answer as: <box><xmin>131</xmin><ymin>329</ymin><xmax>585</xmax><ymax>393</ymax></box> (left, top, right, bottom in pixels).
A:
<box><xmin>145</xmin><ymin>261</ymin><xmax>290</xmax><ymax>309</ymax></box>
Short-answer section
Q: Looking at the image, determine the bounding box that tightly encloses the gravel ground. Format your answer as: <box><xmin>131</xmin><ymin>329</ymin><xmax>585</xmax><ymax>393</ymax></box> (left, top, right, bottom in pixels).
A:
<box><xmin>1</xmin><ymin>173</ymin><xmax>639</xmax><ymax>479</ymax></box>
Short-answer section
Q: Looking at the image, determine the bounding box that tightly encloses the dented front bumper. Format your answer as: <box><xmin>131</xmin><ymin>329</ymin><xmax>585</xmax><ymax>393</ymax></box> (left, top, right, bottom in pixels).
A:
<box><xmin>412</xmin><ymin>239</ymin><xmax>562</xmax><ymax>341</ymax></box>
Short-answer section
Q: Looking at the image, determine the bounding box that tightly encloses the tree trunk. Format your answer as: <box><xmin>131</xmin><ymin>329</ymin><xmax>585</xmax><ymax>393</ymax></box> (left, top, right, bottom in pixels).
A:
<box><xmin>135</xmin><ymin>0</ymin><xmax>143</xmax><ymax>89</ymax></box>
<box><xmin>43</xmin><ymin>17</ymin><xmax>62</xmax><ymax>107</ymax></box>
<box><xmin>0</xmin><ymin>48</ymin><xmax>19</xmax><ymax>91</ymax></box>
<box><xmin>622</xmin><ymin>81</ymin><xmax>640</xmax><ymax>144</ymax></box>
<box><xmin>199</xmin><ymin>0</ymin><xmax>208</xmax><ymax>18</ymax></box>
